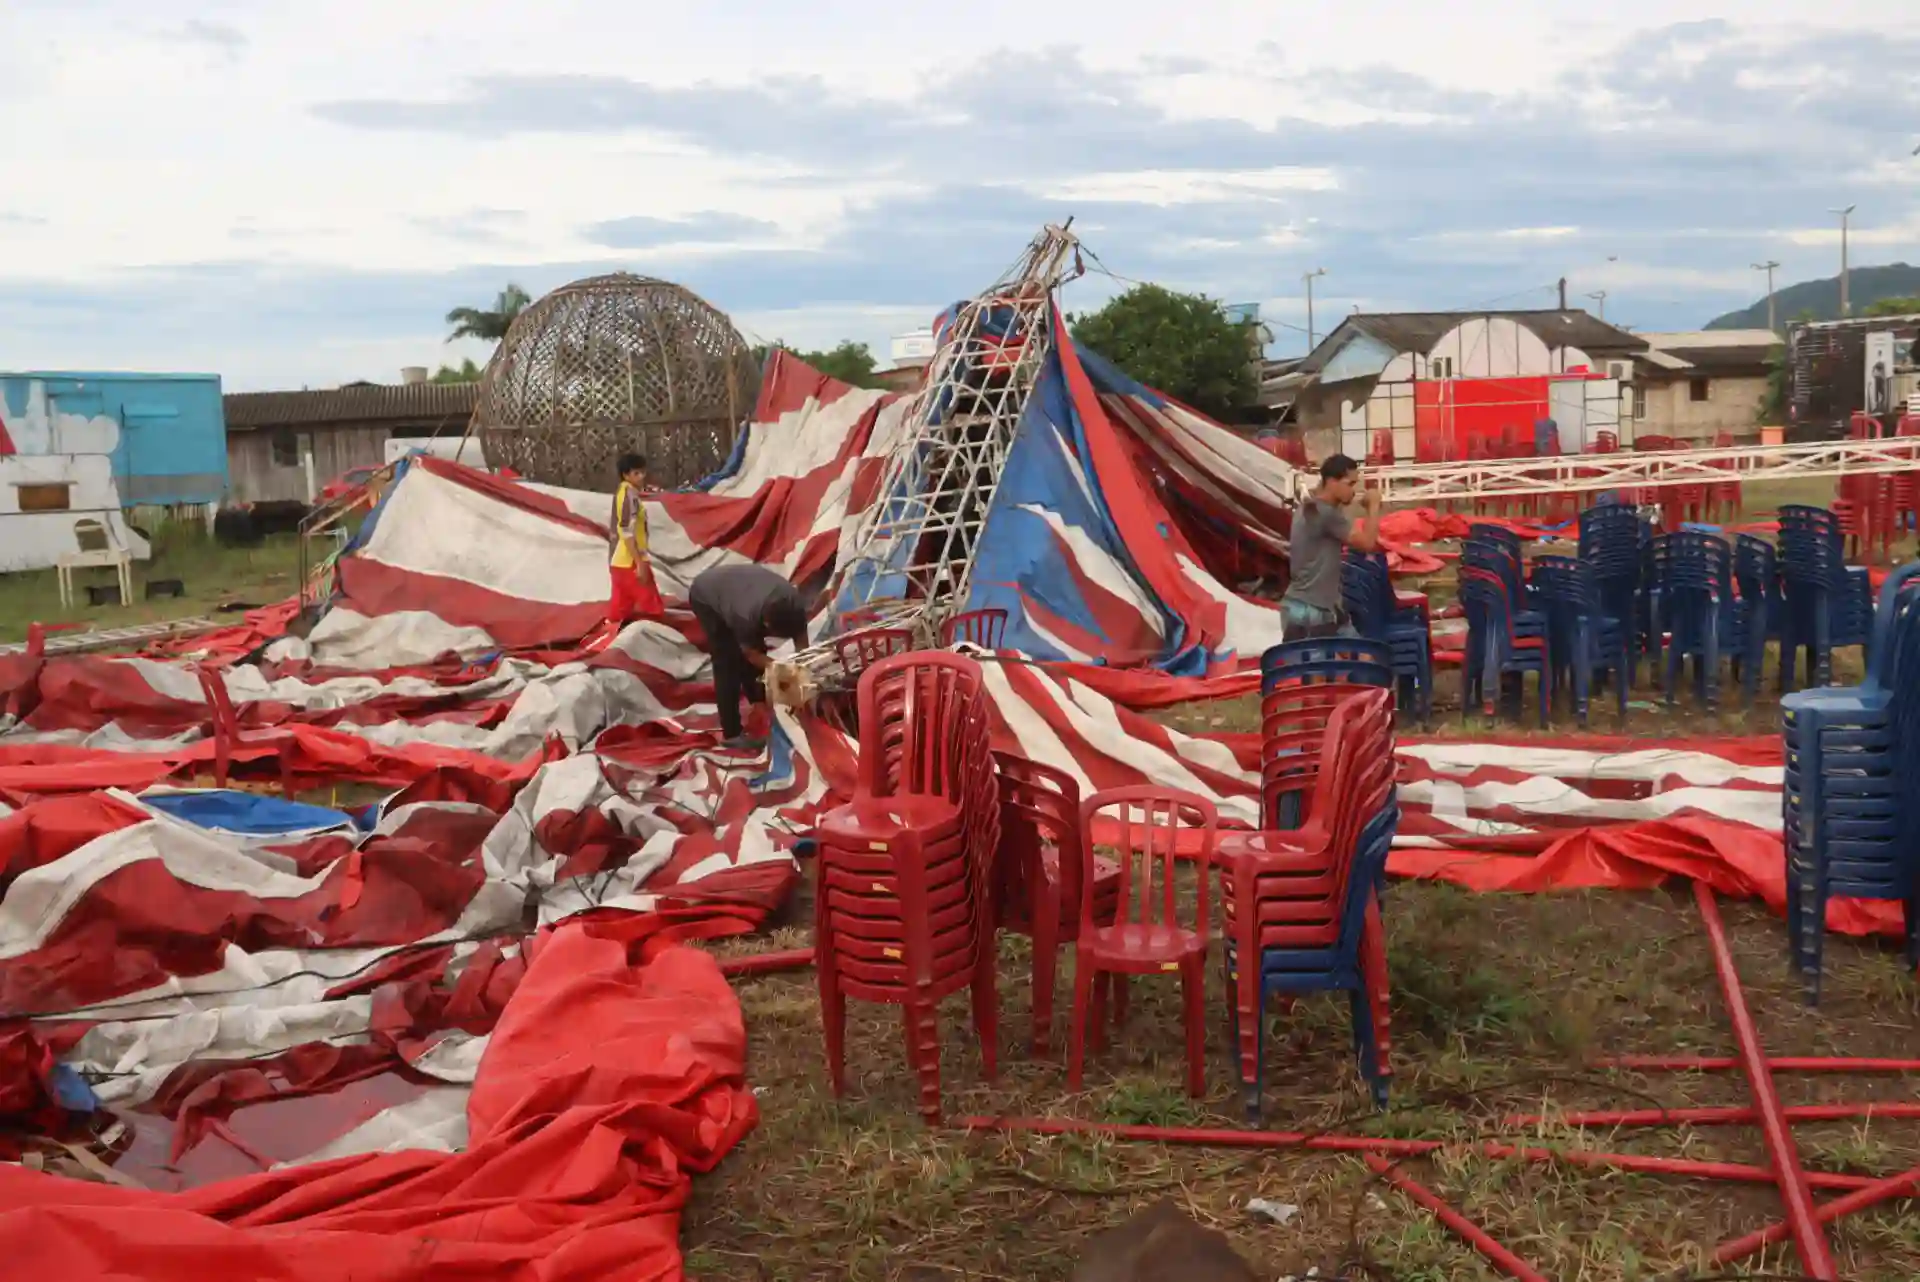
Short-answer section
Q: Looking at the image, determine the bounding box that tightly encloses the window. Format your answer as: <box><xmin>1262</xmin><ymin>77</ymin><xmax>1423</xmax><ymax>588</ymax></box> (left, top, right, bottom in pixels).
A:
<box><xmin>271</xmin><ymin>429</ymin><xmax>301</xmax><ymax>468</ymax></box>
<box><xmin>15</xmin><ymin>482</ymin><xmax>71</xmax><ymax>512</ymax></box>
<box><xmin>1689</xmin><ymin>377</ymin><xmax>1711</xmax><ymax>403</ymax></box>
<box><xmin>1430</xmin><ymin>356</ymin><xmax>1454</xmax><ymax>379</ymax></box>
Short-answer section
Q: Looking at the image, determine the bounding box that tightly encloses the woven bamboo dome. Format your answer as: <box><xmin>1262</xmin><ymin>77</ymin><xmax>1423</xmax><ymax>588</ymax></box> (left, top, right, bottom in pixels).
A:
<box><xmin>472</xmin><ymin>273</ymin><xmax>760</xmax><ymax>490</ymax></box>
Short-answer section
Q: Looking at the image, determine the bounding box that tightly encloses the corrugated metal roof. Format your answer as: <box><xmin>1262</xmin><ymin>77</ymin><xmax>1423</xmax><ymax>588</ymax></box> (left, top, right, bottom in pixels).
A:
<box><xmin>1300</xmin><ymin>309</ymin><xmax>1647</xmax><ymax>375</ymax></box>
<box><xmin>1639</xmin><ymin>329</ymin><xmax>1780</xmax><ymax>376</ymax></box>
<box><xmin>224</xmin><ymin>382</ymin><xmax>479</xmax><ymax>430</ymax></box>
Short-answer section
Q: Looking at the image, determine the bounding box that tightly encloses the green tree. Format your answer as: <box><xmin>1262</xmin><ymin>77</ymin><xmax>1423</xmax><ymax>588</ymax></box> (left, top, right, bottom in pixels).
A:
<box><xmin>752</xmin><ymin>339</ymin><xmax>884</xmax><ymax>389</ymax></box>
<box><xmin>431</xmin><ymin>358</ymin><xmax>484</xmax><ymax>383</ymax></box>
<box><xmin>1068</xmin><ymin>283</ymin><xmax>1260</xmax><ymax>420</ymax></box>
<box><xmin>1862</xmin><ymin>295</ymin><xmax>1920</xmax><ymax>317</ymax></box>
<box><xmin>445</xmin><ymin>283</ymin><xmax>532</xmax><ymax>344</ymax></box>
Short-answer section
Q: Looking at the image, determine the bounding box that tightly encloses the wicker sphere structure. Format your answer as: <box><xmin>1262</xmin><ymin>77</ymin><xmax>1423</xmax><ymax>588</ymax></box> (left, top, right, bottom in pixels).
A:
<box><xmin>473</xmin><ymin>273</ymin><xmax>760</xmax><ymax>490</ymax></box>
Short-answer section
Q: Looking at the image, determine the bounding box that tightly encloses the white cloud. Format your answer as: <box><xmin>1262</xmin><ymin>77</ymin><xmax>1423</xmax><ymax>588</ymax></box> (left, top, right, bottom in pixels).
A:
<box><xmin>1</xmin><ymin>2</ymin><xmax>1917</xmax><ymax>382</ymax></box>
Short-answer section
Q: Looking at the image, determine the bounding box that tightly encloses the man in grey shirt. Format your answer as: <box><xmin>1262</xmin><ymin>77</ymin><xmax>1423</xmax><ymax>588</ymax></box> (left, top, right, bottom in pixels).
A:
<box><xmin>688</xmin><ymin>563</ymin><xmax>811</xmax><ymax>751</ymax></box>
<box><xmin>1281</xmin><ymin>453</ymin><xmax>1381</xmax><ymax>640</ymax></box>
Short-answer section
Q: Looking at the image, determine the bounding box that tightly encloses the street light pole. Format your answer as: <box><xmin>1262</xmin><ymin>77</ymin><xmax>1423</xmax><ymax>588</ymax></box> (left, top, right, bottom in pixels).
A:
<box><xmin>1752</xmin><ymin>260</ymin><xmax>1781</xmax><ymax>332</ymax></box>
<box><xmin>1830</xmin><ymin>205</ymin><xmax>1856</xmax><ymax>316</ymax></box>
<box><xmin>1303</xmin><ymin>267</ymin><xmax>1327</xmax><ymax>349</ymax></box>
<box><xmin>1586</xmin><ymin>289</ymin><xmax>1608</xmax><ymax>321</ymax></box>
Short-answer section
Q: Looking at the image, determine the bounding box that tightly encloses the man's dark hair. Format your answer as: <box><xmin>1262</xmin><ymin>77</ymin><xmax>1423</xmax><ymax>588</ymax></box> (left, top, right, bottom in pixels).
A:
<box><xmin>1319</xmin><ymin>453</ymin><xmax>1359</xmax><ymax>483</ymax></box>
<box><xmin>617</xmin><ymin>452</ymin><xmax>647</xmax><ymax>476</ymax></box>
<box><xmin>763</xmin><ymin>596</ymin><xmax>809</xmax><ymax>638</ymax></box>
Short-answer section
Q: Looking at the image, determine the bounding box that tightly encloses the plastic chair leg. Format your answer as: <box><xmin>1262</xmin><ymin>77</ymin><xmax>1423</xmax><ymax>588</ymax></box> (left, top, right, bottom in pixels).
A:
<box><xmin>1067</xmin><ymin>951</ymin><xmax>1095</xmax><ymax>1091</ymax></box>
<box><xmin>820</xmin><ymin>965</ymin><xmax>848</xmax><ymax>1097</ymax></box>
<box><xmin>1360</xmin><ymin>891</ymin><xmax>1393</xmax><ymax>1088</ymax></box>
<box><xmin>1227</xmin><ymin>941</ymin><xmax>1262</xmax><ymax>1120</ymax></box>
<box><xmin>1180</xmin><ymin>953</ymin><xmax>1207</xmax><ymax>1099</ymax></box>
<box><xmin>904</xmin><ymin>1000</ymin><xmax>944</xmax><ymax>1125</ymax></box>
<box><xmin>1029</xmin><ymin>889</ymin><xmax>1060</xmax><ymax>1057</ymax></box>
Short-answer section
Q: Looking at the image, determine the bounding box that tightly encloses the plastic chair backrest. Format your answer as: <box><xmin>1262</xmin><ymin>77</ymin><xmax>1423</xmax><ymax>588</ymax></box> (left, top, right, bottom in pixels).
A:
<box><xmin>1262</xmin><ymin>636</ymin><xmax>1392</xmax><ymax>677</ymax></box>
<box><xmin>1733</xmin><ymin>534</ymin><xmax>1776</xmax><ymax>604</ymax></box>
<box><xmin>1649</xmin><ymin>531</ymin><xmax>1732</xmax><ymax>596</ymax></box>
<box><xmin>835</xmin><ymin>627</ymin><xmax>914</xmax><ymax>677</ymax></box>
<box><xmin>856</xmin><ymin>651</ymin><xmax>987</xmax><ymax>800</ymax></box>
<box><xmin>1860</xmin><ymin>561</ymin><xmax>1920</xmax><ymax>689</ymax></box>
<box><xmin>1468</xmin><ymin>524</ymin><xmax>1523</xmax><ymax>556</ymax></box>
<box><xmin>1272</xmin><ymin>688</ymin><xmax>1394</xmax><ymax>875</ymax></box>
<box><xmin>1078</xmin><ymin>785</ymin><xmax>1218</xmax><ymax>940</ymax></box>
<box><xmin>993</xmin><ymin>750</ymin><xmax>1084</xmax><ymax>915</ymax></box>
<box><xmin>1460</xmin><ymin>566</ymin><xmax>1522</xmax><ymax>655</ymax></box>
<box><xmin>940</xmin><ymin>608</ymin><xmax>1008</xmax><ymax>649</ymax></box>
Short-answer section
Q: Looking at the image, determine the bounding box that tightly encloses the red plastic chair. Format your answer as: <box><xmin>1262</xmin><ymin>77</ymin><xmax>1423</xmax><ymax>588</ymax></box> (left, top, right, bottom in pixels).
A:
<box><xmin>1709</xmin><ymin>431</ymin><xmax>1743</xmax><ymax>522</ymax></box>
<box><xmin>1067</xmin><ymin>786</ymin><xmax>1219</xmax><ymax>1098</ymax></box>
<box><xmin>820</xmin><ymin>626</ymin><xmax>915</xmax><ymax>732</ymax></box>
<box><xmin>991</xmin><ymin>752</ymin><xmax>1121</xmax><ymax>1055</ymax></box>
<box><xmin>939</xmin><ymin>608</ymin><xmax>1008</xmax><ymax>650</ymax></box>
<box><xmin>2</xmin><ymin>622</ymin><xmax>80</xmax><ymax>722</ymax></box>
<box><xmin>194</xmin><ymin>665</ymin><xmax>294</xmax><ymax>795</ymax></box>
<box><xmin>814</xmin><ymin>652</ymin><xmax>1000</xmax><ymax>1123</ymax></box>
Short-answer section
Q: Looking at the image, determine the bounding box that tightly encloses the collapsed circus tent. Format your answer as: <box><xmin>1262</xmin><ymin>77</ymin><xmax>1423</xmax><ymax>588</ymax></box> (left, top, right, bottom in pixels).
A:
<box><xmin>0</xmin><ymin>229</ymin><xmax>1893</xmax><ymax>1281</ymax></box>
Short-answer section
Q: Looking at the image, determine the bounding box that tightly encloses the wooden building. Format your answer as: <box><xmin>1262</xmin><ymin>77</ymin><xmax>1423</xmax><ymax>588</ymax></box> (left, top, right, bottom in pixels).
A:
<box><xmin>223</xmin><ymin>381</ymin><xmax>479</xmax><ymax>504</ymax></box>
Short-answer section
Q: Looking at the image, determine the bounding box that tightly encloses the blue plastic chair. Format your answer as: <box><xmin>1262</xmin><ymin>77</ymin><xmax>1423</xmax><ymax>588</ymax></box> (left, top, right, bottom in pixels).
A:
<box><xmin>1781</xmin><ymin>560</ymin><xmax>1920</xmax><ymax>1002</ymax></box>
<box><xmin>1530</xmin><ymin>556</ymin><xmax>1631</xmax><ymax>726</ymax></box>
<box><xmin>1579</xmin><ymin>503</ymin><xmax>1647</xmax><ymax>676</ymax></box>
<box><xmin>1647</xmin><ymin>531</ymin><xmax>1736</xmax><ymax>709</ymax></box>
<box><xmin>1223</xmin><ymin>802</ymin><xmax>1400</xmax><ymax>1115</ymax></box>
<box><xmin>1260</xmin><ymin>637</ymin><xmax>1393</xmax><ymax>692</ymax></box>
<box><xmin>1778</xmin><ymin>505</ymin><xmax>1874</xmax><ymax>690</ymax></box>
<box><xmin>1341</xmin><ymin>552</ymin><xmax>1434</xmax><ymax>726</ymax></box>
<box><xmin>1732</xmin><ymin>534</ymin><xmax>1780</xmax><ymax>707</ymax></box>
<box><xmin>1461</xmin><ymin>565</ymin><xmax>1552</xmax><ymax>726</ymax></box>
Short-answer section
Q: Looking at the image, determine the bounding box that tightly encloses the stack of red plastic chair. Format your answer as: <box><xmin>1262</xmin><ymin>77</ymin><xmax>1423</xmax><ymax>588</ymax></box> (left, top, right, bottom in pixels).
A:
<box><xmin>1895</xmin><ymin>415</ymin><xmax>1920</xmax><ymax>539</ymax></box>
<box><xmin>1217</xmin><ymin>688</ymin><xmax>1397</xmax><ymax>1118</ymax></box>
<box><xmin>813</xmin><ymin>651</ymin><xmax>1000</xmax><ymax>1123</ymax></box>
<box><xmin>990</xmin><ymin>752</ymin><xmax>1121</xmax><ymax>1055</ymax></box>
<box><xmin>1066</xmin><ymin>786</ymin><xmax>1219</xmax><ymax>1098</ymax></box>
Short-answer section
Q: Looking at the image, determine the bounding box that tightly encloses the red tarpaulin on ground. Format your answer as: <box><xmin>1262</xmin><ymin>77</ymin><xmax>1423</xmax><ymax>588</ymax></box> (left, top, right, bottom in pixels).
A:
<box><xmin>0</xmin><ymin>922</ymin><xmax>755</xmax><ymax>1282</ymax></box>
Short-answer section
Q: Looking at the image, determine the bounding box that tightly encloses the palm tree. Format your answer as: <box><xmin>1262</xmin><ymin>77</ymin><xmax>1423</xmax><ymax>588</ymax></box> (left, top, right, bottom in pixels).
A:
<box><xmin>445</xmin><ymin>283</ymin><xmax>532</xmax><ymax>344</ymax></box>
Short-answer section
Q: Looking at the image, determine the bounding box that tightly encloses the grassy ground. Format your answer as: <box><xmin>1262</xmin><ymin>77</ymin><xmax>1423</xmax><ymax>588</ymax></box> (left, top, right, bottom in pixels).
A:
<box><xmin>681</xmin><ymin>476</ymin><xmax>1920</xmax><ymax>1279</ymax></box>
<box><xmin>0</xmin><ymin>520</ymin><xmax>304</xmax><ymax>645</ymax></box>
<box><xmin>686</xmin><ymin>887</ymin><xmax>1920</xmax><ymax>1281</ymax></box>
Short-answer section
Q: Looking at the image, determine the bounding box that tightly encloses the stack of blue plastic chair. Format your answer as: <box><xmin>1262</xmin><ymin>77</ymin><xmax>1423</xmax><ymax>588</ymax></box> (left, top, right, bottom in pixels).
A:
<box><xmin>1578</xmin><ymin>503</ymin><xmax>1646</xmax><ymax>678</ymax></box>
<box><xmin>1731</xmin><ymin>534</ymin><xmax>1781</xmax><ymax>707</ymax></box>
<box><xmin>1340</xmin><ymin>551</ymin><xmax>1434</xmax><ymax>726</ymax></box>
<box><xmin>1460</xmin><ymin>564</ymin><xmax>1552</xmax><ymax>726</ymax></box>
<box><xmin>1530</xmin><ymin>556</ymin><xmax>1631</xmax><ymax>726</ymax></box>
<box><xmin>1462</xmin><ymin>529</ymin><xmax>1548</xmax><ymax>643</ymax></box>
<box><xmin>1647</xmin><ymin>531</ymin><xmax>1736</xmax><ymax>709</ymax></box>
<box><xmin>1777</xmin><ymin>505</ymin><xmax>1875</xmax><ymax>690</ymax></box>
<box><xmin>1780</xmin><ymin>562</ymin><xmax>1920</xmax><ymax>1003</ymax></box>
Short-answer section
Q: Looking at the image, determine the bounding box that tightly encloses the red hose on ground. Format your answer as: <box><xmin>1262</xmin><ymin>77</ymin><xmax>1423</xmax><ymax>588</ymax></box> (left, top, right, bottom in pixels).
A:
<box><xmin>1694</xmin><ymin>881</ymin><xmax>1837</xmax><ymax>1278</ymax></box>
<box><xmin>1597</xmin><ymin>1054</ymin><xmax>1920</xmax><ymax>1074</ymax></box>
<box><xmin>951</xmin><ymin>1118</ymin><xmax>1878</xmax><ymax>1190</ymax></box>
<box><xmin>1504</xmin><ymin>1102</ymin><xmax>1920</xmax><ymax>1129</ymax></box>
<box><xmin>1712</xmin><ymin>1161</ymin><xmax>1920</xmax><ymax>1265</ymax></box>
<box><xmin>1363</xmin><ymin>1155</ymin><xmax>1549</xmax><ymax>1282</ymax></box>
<box><xmin>717</xmin><ymin>946</ymin><xmax>814</xmax><ymax>977</ymax></box>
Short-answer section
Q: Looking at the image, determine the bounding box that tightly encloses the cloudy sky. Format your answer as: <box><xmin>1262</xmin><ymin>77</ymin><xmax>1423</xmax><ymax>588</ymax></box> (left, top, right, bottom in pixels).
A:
<box><xmin>2</xmin><ymin>2</ymin><xmax>1916</xmax><ymax>391</ymax></box>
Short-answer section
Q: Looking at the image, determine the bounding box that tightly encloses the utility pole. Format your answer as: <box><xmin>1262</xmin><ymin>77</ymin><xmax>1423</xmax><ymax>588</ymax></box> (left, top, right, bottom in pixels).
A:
<box><xmin>1586</xmin><ymin>290</ymin><xmax>1608</xmax><ymax>321</ymax></box>
<box><xmin>1752</xmin><ymin>259</ymin><xmax>1781</xmax><ymax>332</ymax></box>
<box><xmin>1831</xmin><ymin>205</ymin><xmax>1856</xmax><ymax>316</ymax></box>
<box><xmin>1303</xmin><ymin>267</ymin><xmax>1327</xmax><ymax>350</ymax></box>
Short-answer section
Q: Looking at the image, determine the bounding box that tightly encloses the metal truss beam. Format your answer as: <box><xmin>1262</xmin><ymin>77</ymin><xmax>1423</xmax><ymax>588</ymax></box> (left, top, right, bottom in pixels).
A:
<box><xmin>1373</xmin><ymin>437</ymin><xmax>1920</xmax><ymax>504</ymax></box>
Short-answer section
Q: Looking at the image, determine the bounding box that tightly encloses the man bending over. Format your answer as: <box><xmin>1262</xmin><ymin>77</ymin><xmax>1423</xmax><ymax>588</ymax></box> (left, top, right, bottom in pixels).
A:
<box><xmin>688</xmin><ymin>563</ymin><xmax>811</xmax><ymax>751</ymax></box>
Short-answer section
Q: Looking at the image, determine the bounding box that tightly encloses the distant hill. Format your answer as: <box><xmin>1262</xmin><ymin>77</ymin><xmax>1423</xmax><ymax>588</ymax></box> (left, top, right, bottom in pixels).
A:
<box><xmin>1707</xmin><ymin>263</ymin><xmax>1920</xmax><ymax>330</ymax></box>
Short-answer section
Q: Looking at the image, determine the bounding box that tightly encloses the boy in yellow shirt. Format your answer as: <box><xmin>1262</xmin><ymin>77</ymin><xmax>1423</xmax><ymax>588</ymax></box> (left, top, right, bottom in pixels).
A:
<box><xmin>608</xmin><ymin>452</ymin><xmax>663</xmax><ymax>623</ymax></box>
